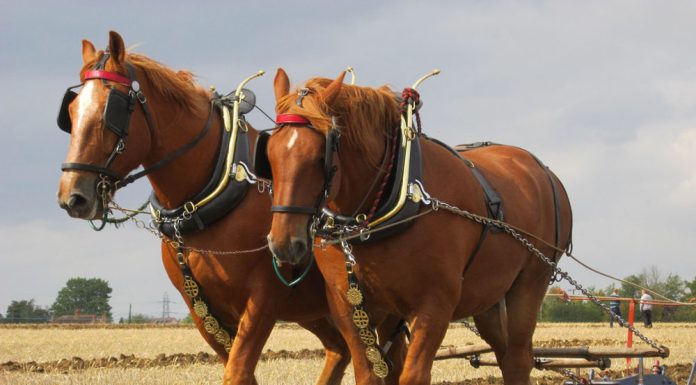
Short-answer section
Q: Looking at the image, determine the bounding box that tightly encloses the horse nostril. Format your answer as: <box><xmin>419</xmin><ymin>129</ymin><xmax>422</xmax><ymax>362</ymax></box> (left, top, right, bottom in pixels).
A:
<box><xmin>67</xmin><ymin>193</ymin><xmax>88</xmax><ymax>209</ymax></box>
<box><xmin>290</xmin><ymin>237</ymin><xmax>308</xmax><ymax>259</ymax></box>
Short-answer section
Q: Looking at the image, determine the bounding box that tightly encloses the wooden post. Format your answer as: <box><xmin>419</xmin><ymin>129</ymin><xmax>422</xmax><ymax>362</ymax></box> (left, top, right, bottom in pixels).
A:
<box><xmin>627</xmin><ymin>299</ymin><xmax>635</xmax><ymax>366</ymax></box>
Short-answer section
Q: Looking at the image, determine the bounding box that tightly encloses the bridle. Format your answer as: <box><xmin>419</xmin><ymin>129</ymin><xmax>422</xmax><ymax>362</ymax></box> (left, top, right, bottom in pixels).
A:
<box><xmin>58</xmin><ymin>50</ymin><xmax>214</xmax><ymax>198</ymax></box>
<box><xmin>267</xmin><ymin>114</ymin><xmax>340</xmax><ymax>222</ymax></box>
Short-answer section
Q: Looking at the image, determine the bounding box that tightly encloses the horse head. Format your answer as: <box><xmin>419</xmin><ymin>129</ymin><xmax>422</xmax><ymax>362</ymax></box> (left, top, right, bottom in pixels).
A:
<box><xmin>263</xmin><ymin>69</ymin><xmax>345</xmax><ymax>265</ymax></box>
<box><xmin>57</xmin><ymin>31</ymin><xmax>153</xmax><ymax>219</ymax></box>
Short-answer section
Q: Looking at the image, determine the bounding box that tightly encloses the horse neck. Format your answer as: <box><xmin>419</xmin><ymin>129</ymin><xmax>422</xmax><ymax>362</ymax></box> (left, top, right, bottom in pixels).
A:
<box><xmin>141</xmin><ymin>85</ymin><xmax>222</xmax><ymax>208</ymax></box>
<box><xmin>331</xmin><ymin>128</ymin><xmax>387</xmax><ymax>215</ymax></box>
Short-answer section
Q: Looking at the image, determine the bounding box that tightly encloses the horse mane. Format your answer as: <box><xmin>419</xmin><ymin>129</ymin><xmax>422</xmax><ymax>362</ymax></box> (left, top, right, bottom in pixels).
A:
<box><xmin>276</xmin><ymin>78</ymin><xmax>400</xmax><ymax>155</ymax></box>
<box><xmin>81</xmin><ymin>51</ymin><xmax>208</xmax><ymax>118</ymax></box>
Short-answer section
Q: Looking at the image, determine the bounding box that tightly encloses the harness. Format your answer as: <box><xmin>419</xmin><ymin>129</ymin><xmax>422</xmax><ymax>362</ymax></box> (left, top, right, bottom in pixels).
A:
<box><xmin>149</xmin><ymin>96</ymin><xmax>255</xmax><ymax>237</ymax></box>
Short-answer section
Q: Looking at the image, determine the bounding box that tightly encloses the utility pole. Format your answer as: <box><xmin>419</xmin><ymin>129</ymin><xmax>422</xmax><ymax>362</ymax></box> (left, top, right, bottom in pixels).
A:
<box><xmin>162</xmin><ymin>292</ymin><xmax>171</xmax><ymax>319</ymax></box>
<box><xmin>128</xmin><ymin>304</ymin><xmax>132</xmax><ymax>324</ymax></box>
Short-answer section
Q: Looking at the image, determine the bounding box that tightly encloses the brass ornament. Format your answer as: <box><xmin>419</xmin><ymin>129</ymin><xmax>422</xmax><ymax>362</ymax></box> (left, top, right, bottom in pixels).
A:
<box><xmin>365</xmin><ymin>346</ymin><xmax>382</xmax><ymax>363</ymax></box>
<box><xmin>234</xmin><ymin>164</ymin><xmax>247</xmax><ymax>182</ymax></box>
<box><xmin>193</xmin><ymin>300</ymin><xmax>208</xmax><ymax>318</ymax></box>
<box><xmin>410</xmin><ymin>183</ymin><xmax>423</xmax><ymax>203</ymax></box>
<box><xmin>372</xmin><ymin>359</ymin><xmax>389</xmax><ymax>378</ymax></box>
<box><xmin>352</xmin><ymin>309</ymin><xmax>370</xmax><ymax>329</ymax></box>
<box><xmin>359</xmin><ymin>328</ymin><xmax>376</xmax><ymax>346</ymax></box>
<box><xmin>215</xmin><ymin>329</ymin><xmax>231</xmax><ymax>346</ymax></box>
<box><xmin>204</xmin><ymin>315</ymin><xmax>220</xmax><ymax>334</ymax></box>
<box><xmin>346</xmin><ymin>285</ymin><xmax>364</xmax><ymax>306</ymax></box>
<box><xmin>183</xmin><ymin>277</ymin><xmax>199</xmax><ymax>298</ymax></box>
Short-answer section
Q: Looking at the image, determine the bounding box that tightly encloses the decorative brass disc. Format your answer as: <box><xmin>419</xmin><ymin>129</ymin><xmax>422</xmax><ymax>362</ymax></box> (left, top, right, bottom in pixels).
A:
<box><xmin>204</xmin><ymin>315</ymin><xmax>220</xmax><ymax>334</ymax></box>
<box><xmin>372</xmin><ymin>359</ymin><xmax>389</xmax><ymax>378</ymax></box>
<box><xmin>193</xmin><ymin>300</ymin><xmax>208</xmax><ymax>318</ymax></box>
<box><xmin>352</xmin><ymin>309</ymin><xmax>370</xmax><ymax>329</ymax></box>
<box><xmin>365</xmin><ymin>346</ymin><xmax>382</xmax><ymax>363</ymax></box>
<box><xmin>346</xmin><ymin>286</ymin><xmax>364</xmax><ymax>306</ymax></box>
<box><xmin>183</xmin><ymin>277</ymin><xmax>199</xmax><ymax>298</ymax></box>
<box><xmin>359</xmin><ymin>328</ymin><xmax>376</xmax><ymax>346</ymax></box>
<box><xmin>215</xmin><ymin>329</ymin><xmax>231</xmax><ymax>346</ymax></box>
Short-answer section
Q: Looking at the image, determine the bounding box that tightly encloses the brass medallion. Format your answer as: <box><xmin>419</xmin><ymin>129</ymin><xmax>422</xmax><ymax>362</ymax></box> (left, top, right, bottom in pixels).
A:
<box><xmin>204</xmin><ymin>315</ymin><xmax>220</xmax><ymax>334</ymax></box>
<box><xmin>193</xmin><ymin>300</ymin><xmax>208</xmax><ymax>318</ymax></box>
<box><xmin>372</xmin><ymin>359</ymin><xmax>389</xmax><ymax>378</ymax></box>
<box><xmin>215</xmin><ymin>329</ymin><xmax>231</xmax><ymax>346</ymax></box>
<box><xmin>183</xmin><ymin>277</ymin><xmax>199</xmax><ymax>298</ymax></box>
<box><xmin>352</xmin><ymin>309</ymin><xmax>370</xmax><ymax>329</ymax></box>
<box><xmin>365</xmin><ymin>346</ymin><xmax>382</xmax><ymax>363</ymax></box>
<box><xmin>346</xmin><ymin>285</ymin><xmax>364</xmax><ymax>306</ymax></box>
<box><xmin>359</xmin><ymin>328</ymin><xmax>376</xmax><ymax>346</ymax></box>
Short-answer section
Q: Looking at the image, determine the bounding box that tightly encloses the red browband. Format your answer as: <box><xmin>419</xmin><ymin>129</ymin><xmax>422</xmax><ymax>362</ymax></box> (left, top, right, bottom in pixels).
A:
<box><xmin>83</xmin><ymin>70</ymin><xmax>132</xmax><ymax>87</ymax></box>
<box><xmin>276</xmin><ymin>114</ymin><xmax>311</xmax><ymax>125</ymax></box>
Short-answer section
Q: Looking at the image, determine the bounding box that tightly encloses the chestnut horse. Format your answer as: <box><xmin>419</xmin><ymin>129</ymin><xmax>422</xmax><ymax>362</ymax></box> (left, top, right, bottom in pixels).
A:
<box><xmin>265</xmin><ymin>69</ymin><xmax>573</xmax><ymax>385</ymax></box>
<box><xmin>55</xmin><ymin>32</ymin><xmax>350</xmax><ymax>385</ymax></box>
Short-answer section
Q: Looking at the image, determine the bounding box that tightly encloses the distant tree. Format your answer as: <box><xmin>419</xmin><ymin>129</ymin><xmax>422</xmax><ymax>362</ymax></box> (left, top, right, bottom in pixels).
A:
<box><xmin>4</xmin><ymin>299</ymin><xmax>50</xmax><ymax>323</ymax></box>
<box><xmin>180</xmin><ymin>313</ymin><xmax>194</xmax><ymax>324</ymax></box>
<box><xmin>686</xmin><ymin>276</ymin><xmax>696</xmax><ymax>300</ymax></box>
<box><xmin>51</xmin><ymin>277</ymin><xmax>112</xmax><ymax>320</ymax></box>
<box><xmin>128</xmin><ymin>313</ymin><xmax>153</xmax><ymax>323</ymax></box>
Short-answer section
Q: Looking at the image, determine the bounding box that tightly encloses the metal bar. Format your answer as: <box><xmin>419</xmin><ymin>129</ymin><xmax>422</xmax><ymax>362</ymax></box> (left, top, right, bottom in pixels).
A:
<box><xmin>437</xmin><ymin>344</ymin><xmax>669</xmax><ymax>361</ymax></box>
<box><xmin>532</xmin><ymin>346</ymin><xmax>669</xmax><ymax>359</ymax></box>
<box><xmin>473</xmin><ymin>357</ymin><xmax>611</xmax><ymax>369</ymax></box>
<box><xmin>686</xmin><ymin>358</ymin><xmax>696</xmax><ymax>385</ymax></box>
<box><xmin>434</xmin><ymin>344</ymin><xmax>494</xmax><ymax>360</ymax></box>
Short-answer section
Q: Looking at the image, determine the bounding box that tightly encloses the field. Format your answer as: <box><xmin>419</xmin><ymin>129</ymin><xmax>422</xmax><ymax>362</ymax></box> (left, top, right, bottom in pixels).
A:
<box><xmin>1</xmin><ymin>322</ymin><xmax>694</xmax><ymax>385</ymax></box>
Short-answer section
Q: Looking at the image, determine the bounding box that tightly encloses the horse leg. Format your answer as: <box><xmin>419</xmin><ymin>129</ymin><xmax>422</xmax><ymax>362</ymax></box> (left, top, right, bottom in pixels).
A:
<box><xmin>499</xmin><ymin>270</ymin><xmax>550</xmax><ymax>385</ymax></box>
<box><xmin>297</xmin><ymin>317</ymin><xmax>351</xmax><ymax>385</ymax></box>
<box><xmin>398</xmin><ymin>305</ymin><xmax>453</xmax><ymax>385</ymax></box>
<box><xmin>377</xmin><ymin>316</ymin><xmax>408</xmax><ymax>385</ymax></box>
<box><xmin>473</xmin><ymin>299</ymin><xmax>509</xmax><ymax>367</ymax></box>
<box><xmin>222</xmin><ymin>298</ymin><xmax>276</xmax><ymax>385</ymax></box>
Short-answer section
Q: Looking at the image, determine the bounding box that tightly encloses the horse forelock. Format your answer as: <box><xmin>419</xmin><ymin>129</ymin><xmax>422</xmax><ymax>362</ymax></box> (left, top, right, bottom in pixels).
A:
<box><xmin>79</xmin><ymin>51</ymin><xmax>207</xmax><ymax>118</ymax></box>
<box><xmin>276</xmin><ymin>78</ymin><xmax>399</xmax><ymax>168</ymax></box>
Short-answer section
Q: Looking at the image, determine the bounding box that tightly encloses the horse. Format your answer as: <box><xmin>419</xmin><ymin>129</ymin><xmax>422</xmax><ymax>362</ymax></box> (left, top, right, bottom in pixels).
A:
<box><xmin>263</xmin><ymin>68</ymin><xmax>573</xmax><ymax>385</ymax></box>
<box><xmin>55</xmin><ymin>31</ymin><xmax>351</xmax><ymax>385</ymax></box>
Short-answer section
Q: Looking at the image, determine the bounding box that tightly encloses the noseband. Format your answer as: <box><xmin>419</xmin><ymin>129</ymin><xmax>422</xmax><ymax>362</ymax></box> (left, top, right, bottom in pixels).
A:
<box><xmin>268</xmin><ymin>114</ymin><xmax>340</xmax><ymax>220</ymax></box>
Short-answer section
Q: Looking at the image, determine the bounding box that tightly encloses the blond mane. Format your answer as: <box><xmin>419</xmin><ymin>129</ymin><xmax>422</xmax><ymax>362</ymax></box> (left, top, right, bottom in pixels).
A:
<box><xmin>276</xmin><ymin>78</ymin><xmax>400</xmax><ymax>152</ymax></box>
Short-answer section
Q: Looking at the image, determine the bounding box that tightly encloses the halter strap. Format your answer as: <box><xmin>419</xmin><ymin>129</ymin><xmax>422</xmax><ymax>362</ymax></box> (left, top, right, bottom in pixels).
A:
<box><xmin>276</xmin><ymin>114</ymin><xmax>311</xmax><ymax>125</ymax></box>
<box><xmin>84</xmin><ymin>70</ymin><xmax>132</xmax><ymax>86</ymax></box>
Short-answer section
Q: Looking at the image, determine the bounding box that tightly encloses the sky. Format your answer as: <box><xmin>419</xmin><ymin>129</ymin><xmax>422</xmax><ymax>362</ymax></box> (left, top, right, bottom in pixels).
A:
<box><xmin>1</xmin><ymin>1</ymin><xmax>695</xmax><ymax>321</ymax></box>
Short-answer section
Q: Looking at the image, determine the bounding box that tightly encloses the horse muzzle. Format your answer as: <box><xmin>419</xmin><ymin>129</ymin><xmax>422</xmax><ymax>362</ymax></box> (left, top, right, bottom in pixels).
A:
<box><xmin>267</xmin><ymin>234</ymin><xmax>309</xmax><ymax>266</ymax></box>
<box><xmin>57</xmin><ymin>173</ymin><xmax>102</xmax><ymax>219</ymax></box>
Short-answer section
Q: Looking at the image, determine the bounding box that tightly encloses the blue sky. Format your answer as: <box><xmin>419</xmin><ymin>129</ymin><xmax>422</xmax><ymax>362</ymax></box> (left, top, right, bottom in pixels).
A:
<box><xmin>1</xmin><ymin>1</ymin><xmax>695</xmax><ymax>320</ymax></box>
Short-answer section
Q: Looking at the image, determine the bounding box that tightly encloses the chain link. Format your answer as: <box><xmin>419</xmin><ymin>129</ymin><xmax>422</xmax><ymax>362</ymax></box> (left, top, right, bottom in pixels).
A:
<box><xmin>429</xmin><ymin>198</ymin><xmax>665</xmax><ymax>354</ymax></box>
<box><xmin>107</xmin><ymin>200</ymin><xmax>269</xmax><ymax>256</ymax></box>
<box><xmin>460</xmin><ymin>319</ymin><xmax>481</xmax><ymax>338</ymax></box>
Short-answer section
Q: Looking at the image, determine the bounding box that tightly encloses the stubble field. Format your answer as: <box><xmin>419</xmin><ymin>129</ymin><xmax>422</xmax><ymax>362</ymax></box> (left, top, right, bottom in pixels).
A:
<box><xmin>1</xmin><ymin>322</ymin><xmax>694</xmax><ymax>385</ymax></box>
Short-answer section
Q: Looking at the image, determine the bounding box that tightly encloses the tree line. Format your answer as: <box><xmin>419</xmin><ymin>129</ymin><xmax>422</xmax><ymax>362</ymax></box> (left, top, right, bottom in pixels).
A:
<box><xmin>540</xmin><ymin>267</ymin><xmax>696</xmax><ymax>322</ymax></box>
<box><xmin>1</xmin><ymin>277</ymin><xmax>112</xmax><ymax>323</ymax></box>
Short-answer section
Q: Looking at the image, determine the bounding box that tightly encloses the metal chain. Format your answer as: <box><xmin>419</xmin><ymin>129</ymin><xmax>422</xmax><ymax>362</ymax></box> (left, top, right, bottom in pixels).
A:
<box><xmin>107</xmin><ymin>199</ymin><xmax>269</xmax><ymax>256</ymax></box>
<box><xmin>429</xmin><ymin>198</ymin><xmax>665</xmax><ymax>354</ymax></box>
<box><xmin>460</xmin><ymin>319</ymin><xmax>481</xmax><ymax>338</ymax></box>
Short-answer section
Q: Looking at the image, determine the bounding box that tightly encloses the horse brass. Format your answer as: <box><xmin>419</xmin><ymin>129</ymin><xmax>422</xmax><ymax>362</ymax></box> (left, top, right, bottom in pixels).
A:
<box><xmin>346</xmin><ymin>285</ymin><xmax>364</xmax><ymax>306</ymax></box>
<box><xmin>204</xmin><ymin>315</ymin><xmax>220</xmax><ymax>334</ymax></box>
<box><xmin>193</xmin><ymin>299</ymin><xmax>208</xmax><ymax>318</ymax></box>
<box><xmin>359</xmin><ymin>328</ymin><xmax>376</xmax><ymax>345</ymax></box>
<box><xmin>215</xmin><ymin>329</ymin><xmax>231</xmax><ymax>346</ymax></box>
<box><xmin>365</xmin><ymin>346</ymin><xmax>382</xmax><ymax>363</ymax></box>
<box><xmin>183</xmin><ymin>277</ymin><xmax>199</xmax><ymax>298</ymax></box>
<box><xmin>372</xmin><ymin>359</ymin><xmax>389</xmax><ymax>378</ymax></box>
<box><xmin>352</xmin><ymin>309</ymin><xmax>370</xmax><ymax>329</ymax></box>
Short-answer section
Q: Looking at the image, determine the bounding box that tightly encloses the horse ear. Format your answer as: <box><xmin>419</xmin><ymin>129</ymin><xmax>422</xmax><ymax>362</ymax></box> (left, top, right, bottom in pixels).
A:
<box><xmin>274</xmin><ymin>68</ymin><xmax>290</xmax><ymax>102</ymax></box>
<box><xmin>108</xmin><ymin>31</ymin><xmax>126</xmax><ymax>63</ymax></box>
<box><xmin>81</xmin><ymin>40</ymin><xmax>97</xmax><ymax>64</ymax></box>
<box><xmin>320</xmin><ymin>71</ymin><xmax>346</xmax><ymax>107</ymax></box>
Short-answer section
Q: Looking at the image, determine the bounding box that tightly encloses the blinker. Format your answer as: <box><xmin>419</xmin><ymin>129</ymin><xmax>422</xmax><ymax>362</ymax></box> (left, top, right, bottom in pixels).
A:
<box><xmin>57</xmin><ymin>85</ymin><xmax>80</xmax><ymax>133</ymax></box>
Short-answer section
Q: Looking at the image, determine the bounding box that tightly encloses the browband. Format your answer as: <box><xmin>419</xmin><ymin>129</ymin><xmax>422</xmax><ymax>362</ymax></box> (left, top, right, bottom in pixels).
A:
<box><xmin>276</xmin><ymin>114</ymin><xmax>311</xmax><ymax>125</ymax></box>
<box><xmin>84</xmin><ymin>70</ymin><xmax>132</xmax><ymax>86</ymax></box>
